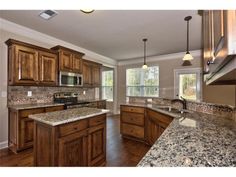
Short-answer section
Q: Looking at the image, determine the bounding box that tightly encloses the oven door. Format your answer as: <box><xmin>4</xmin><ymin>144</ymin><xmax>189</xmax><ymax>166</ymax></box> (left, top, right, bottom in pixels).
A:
<box><xmin>60</xmin><ymin>72</ymin><xmax>83</xmax><ymax>86</ymax></box>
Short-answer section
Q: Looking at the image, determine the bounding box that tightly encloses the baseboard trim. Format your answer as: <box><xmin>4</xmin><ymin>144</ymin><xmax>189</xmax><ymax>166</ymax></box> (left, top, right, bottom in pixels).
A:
<box><xmin>0</xmin><ymin>141</ymin><xmax>8</xmax><ymax>149</ymax></box>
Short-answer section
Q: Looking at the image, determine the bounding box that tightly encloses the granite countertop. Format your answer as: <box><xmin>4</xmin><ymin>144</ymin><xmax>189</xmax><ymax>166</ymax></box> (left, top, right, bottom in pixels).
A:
<box><xmin>8</xmin><ymin>103</ymin><xmax>65</xmax><ymax>110</ymax></box>
<box><xmin>29</xmin><ymin>107</ymin><xmax>109</xmax><ymax>126</ymax></box>
<box><xmin>8</xmin><ymin>99</ymin><xmax>106</xmax><ymax>110</ymax></box>
<box><xmin>121</xmin><ymin>103</ymin><xmax>236</xmax><ymax>167</ymax></box>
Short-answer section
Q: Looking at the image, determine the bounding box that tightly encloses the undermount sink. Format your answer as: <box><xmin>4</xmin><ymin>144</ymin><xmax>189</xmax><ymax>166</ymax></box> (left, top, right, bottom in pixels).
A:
<box><xmin>155</xmin><ymin>106</ymin><xmax>193</xmax><ymax>114</ymax></box>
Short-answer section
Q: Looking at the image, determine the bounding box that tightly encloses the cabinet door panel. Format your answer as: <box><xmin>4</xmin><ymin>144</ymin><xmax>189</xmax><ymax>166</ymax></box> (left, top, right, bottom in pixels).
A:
<box><xmin>60</xmin><ymin>51</ymin><xmax>73</xmax><ymax>71</ymax></box>
<box><xmin>88</xmin><ymin>124</ymin><xmax>106</xmax><ymax>166</ymax></box>
<box><xmin>72</xmin><ymin>54</ymin><xmax>82</xmax><ymax>73</ymax></box>
<box><xmin>19</xmin><ymin>118</ymin><xmax>34</xmax><ymax>149</ymax></box>
<box><xmin>58</xmin><ymin>130</ymin><xmax>88</xmax><ymax>166</ymax></box>
<box><xmin>83</xmin><ymin>62</ymin><xmax>92</xmax><ymax>86</ymax></box>
<box><xmin>39</xmin><ymin>51</ymin><xmax>58</xmax><ymax>85</ymax></box>
<box><xmin>92</xmin><ymin>65</ymin><xmax>101</xmax><ymax>86</ymax></box>
<box><xmin>15</xmin><ymin>45</ymin><xmax>39</xmax><ymax>84</ymax></box>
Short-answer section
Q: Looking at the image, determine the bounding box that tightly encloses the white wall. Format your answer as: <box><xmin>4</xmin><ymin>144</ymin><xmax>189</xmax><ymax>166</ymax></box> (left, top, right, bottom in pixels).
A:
<box><xmin>0</xmin><ymin>18</ymin><xmax>117</xmax><ymax>148</ymax></box>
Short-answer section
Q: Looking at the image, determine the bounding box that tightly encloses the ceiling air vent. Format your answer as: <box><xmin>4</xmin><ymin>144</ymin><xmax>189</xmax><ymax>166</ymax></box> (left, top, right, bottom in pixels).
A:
<box><xmin>39</xmin><ymin>10</ymin><xmax>58</xmax><ymax>20</ymax></box>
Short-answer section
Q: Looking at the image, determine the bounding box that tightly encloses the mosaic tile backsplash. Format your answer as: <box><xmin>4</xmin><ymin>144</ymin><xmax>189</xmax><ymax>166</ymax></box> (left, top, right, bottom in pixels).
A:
<box><xmin>8</xmin><ymin>86</ymin><xmax>96</xmax><ymax>105</ymax></box>
<box><xmin>128</xmin><ymin>97</ymin><xmax>236</xmax><ymax>122</ymax></box>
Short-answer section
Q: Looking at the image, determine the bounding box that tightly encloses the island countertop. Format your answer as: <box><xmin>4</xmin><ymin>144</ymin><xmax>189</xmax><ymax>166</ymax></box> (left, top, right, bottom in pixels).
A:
<box><xmin>29</xmin><ymin>107</ymin><xmax>109</xmax><ymax>126</ymax></box>
<box><xmin>121</xmin><ymin>103</ymin><xmax>236</xmax><ymax>167</ymax></box>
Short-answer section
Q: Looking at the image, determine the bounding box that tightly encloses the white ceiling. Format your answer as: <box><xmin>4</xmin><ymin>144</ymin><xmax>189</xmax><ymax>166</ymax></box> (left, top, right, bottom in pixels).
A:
<box><xmin>0</xmin><ymin>10</ymin><xmax>202</xmax><ymax>60</ymax></box>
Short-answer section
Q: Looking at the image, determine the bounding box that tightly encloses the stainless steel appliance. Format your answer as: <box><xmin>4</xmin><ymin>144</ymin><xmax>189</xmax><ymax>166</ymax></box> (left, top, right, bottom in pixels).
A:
<box><xmin>53</xmin><ymin>92</ymin><xmax>90</xmax><ymax>109</ymax></box>
<box><xmin>59</xmin><ymin>71</ymin><xmax>83</xmax><ymax>87</ymax></box>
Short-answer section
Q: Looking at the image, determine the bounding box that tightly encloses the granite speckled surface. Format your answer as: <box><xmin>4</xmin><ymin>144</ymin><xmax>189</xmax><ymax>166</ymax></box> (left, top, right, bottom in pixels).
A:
<box><xmin>121</xmin><ymin>103</ymin><xmax>236</xmax><ymax>167</ymax></box>
<box><xmin>8</xmin><ymin>103</ymin><xmax>65</xmax><ymax>110</ymax></box>
<box><xmin>29</xmin><ymin>107</ymin><xmax>109</xmax><ymax>126</ymax></box>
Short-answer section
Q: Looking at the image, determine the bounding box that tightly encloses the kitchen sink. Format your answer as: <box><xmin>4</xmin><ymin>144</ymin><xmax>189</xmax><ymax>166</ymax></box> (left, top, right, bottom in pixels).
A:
<box><xmin>154</xmin><ymin>106</ymin><xmax>193</xmax><ymax>114</ymax></box>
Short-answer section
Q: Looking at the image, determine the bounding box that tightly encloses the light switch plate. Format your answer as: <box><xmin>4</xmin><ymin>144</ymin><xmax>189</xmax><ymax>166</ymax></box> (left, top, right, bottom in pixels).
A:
<box><xmin>1</xmin><ymin>91</ymin><xmax>7</xmax><ymax>97</ymax></box>
<box><xmin>27</xmin><ymin>91</ymin><xmax>32</xmax><ymax>97</ymax></box>
<box><xmin>83</xmin><ymin>90</ymin><xmax>86</xmax><ymax>95</ymax></box>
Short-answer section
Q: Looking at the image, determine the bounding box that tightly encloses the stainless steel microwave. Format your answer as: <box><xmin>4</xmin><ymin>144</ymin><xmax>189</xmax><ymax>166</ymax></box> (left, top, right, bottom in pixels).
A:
<box><xmin>59</xmin><ymin>71</ymin><xmax>83</xmax><ymax>87</ymax></box>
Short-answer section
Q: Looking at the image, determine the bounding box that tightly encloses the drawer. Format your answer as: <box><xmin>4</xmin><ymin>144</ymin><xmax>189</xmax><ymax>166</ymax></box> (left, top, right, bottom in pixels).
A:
<box><xmin>121</xmin><ymin>112</ymin><xmax>144</xmax><ymax>126</ymax></box>
<box><xmin>19</xmin><ymin>108</ymin><xmax>45</xmax><ymax>118</ymax></box>
<box><xmin>45</xmin><ymin>105</ymin><xmax>64</xmax><ymax>112</ymax></box>
<box><xmin>121</xmin><ymin>106</ymin><xmax>145</xmax><ymax>114</ymax></box>
<box><xmin>121</xmin><ymin>123</ymin><xmax>144</xmax><ymax>139</ymax></box>
<box><xmin>89</xmin><ymin>114</ymin><xmax>106</xmax><ymax>127</ymax></box>
<box><xmin>147</xmin><ymin>109</ymin><xmax>173</xmax><ymax>125</ymax></box>
<box><xmin>59</xmin><ymin>119</ymin><xmax>88</xmax><ymax>137</ymax></box>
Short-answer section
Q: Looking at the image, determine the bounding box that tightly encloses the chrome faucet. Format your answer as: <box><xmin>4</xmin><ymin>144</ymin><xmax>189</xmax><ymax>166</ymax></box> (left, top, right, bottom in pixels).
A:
<box><xmin>171</xmin><ymin>96</ymin><xmax>187</xmax><ymax>110</ymax></box>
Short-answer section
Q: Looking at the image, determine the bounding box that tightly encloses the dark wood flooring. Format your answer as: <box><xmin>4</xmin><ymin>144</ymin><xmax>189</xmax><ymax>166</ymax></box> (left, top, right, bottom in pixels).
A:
<box><xmin>0</xmin><ymin>115</ymin><xmax>150</xmax><ymax>167</ymax></box>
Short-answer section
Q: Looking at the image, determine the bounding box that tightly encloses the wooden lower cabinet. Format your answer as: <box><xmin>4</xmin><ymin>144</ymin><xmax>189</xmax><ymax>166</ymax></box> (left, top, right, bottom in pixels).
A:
<box><xmin>8</xmin><ymin>105</ymin><xmax>64</xmax><ymax>153</ymax></box>
<box><xmin>34</xmin><ymin>114</ymin><xmax>107</xmax><ymax>166</ymax></box>
<box><xmin>120</xmin><ymin>105</ymin><xmax>173</xmax><ymax>146</ymax></box>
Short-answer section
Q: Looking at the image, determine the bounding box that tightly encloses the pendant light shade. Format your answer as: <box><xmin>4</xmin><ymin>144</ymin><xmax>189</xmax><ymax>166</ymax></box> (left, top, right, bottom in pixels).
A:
<box><xmin>182</xmin><ymin>16</ymin><xmax>193</xmax><ymax>66</ymax></box>
<box><xmin>80</xmin><ymin>9</ymin><xmax>94</xmax><ymax>14</ymax></box>
<box><xmin>142</xmin><ymin>38</ymin><xmax>148</xmax><ymax>69</ymax></box>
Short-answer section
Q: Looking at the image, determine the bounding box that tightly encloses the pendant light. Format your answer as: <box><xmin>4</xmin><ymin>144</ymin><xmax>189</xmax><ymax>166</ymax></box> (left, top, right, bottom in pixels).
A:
<box><xmin>142</xmin><ymin>38</ymin><xmax>148</xmax><ymax>69</ymax></box>
<box><xmin>182</xmin><ymin>16</ymin><xmax>193</xmax><ymax>66</ymax></box>
<box><xmin>80</xmin><ymin>9</ymin><xmax>94</xmax><ymax>14</ymax></box>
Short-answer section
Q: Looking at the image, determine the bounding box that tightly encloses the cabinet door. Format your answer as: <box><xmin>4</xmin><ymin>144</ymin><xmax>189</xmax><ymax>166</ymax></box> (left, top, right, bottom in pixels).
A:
<box><xmin>72</xmin><ymin>54</ymin><xmax>82</xmax><ymax>73</ymax></box>
<box><xmin>92</xmin><ymin>65</ymin><xmax>101</xmax><ymax>86</ymax></box>
<box><xmin>146</xmin><ymin>116</ymin><xmax>159</xmax><ymax>146</ymax></box>
<box><xmin>58</xmin><ymin>130</ymin><xmax>88</xmax><ymax>166</ymax></box>
<box><xmin>88</xmin><ymin>123</ymin><xmax>106</xmax><ymax>166</ymax></box>
<box><xmin>19</xmin><ymin>118</ymin><xmax>34</xmax><ymax>149</ymax></box>
<box><xmin>15</xmin><ymin>45</ymin><xmax>39</xmax><ymax>84</ymax></box>
<box><xmin>83</xmin><ymin>61</ymin><xmax>92</xmax><ymax>86</ymax></box>
<box><xmin>59</xmin><ymin>50</ymin><xmax>73</xmax><ymax>71</ymax></box>
<box><xmin>39</xmin><ymin>51</ymin><xmax>58</xmax><ymax>85</ymax></box>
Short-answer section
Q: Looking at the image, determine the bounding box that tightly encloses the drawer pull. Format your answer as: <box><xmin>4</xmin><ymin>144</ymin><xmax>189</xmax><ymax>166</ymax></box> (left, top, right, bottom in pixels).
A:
<box><xmin>74</xmin><ymin>127</ymin><xmax>78</xmax><ymax>130</ymax></box>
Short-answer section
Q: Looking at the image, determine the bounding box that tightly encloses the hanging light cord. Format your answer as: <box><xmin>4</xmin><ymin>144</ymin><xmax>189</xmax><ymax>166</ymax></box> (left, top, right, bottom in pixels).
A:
<box><xmin>143</xmin><ymin>38</ymin><xmax>147</xmax><ymax>65</ymax></box>
<box><xmin>186</xmin><ymin>19</ymin><xmax>189</xmax><ymax>53</ymax></box>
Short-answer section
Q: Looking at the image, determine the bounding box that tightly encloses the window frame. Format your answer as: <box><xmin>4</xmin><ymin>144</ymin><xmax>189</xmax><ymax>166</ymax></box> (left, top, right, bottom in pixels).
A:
<box><xmin>126</xmin><ymin>66</ymin><xmax>160</xmax><ymax>97</ymax></box>
<box><xmin>101</xmin><ymin>70</ymin><xmax>114</xmax><ymax>101</ymax></box>
<box><xmin>174</xmin><ymin>68</ymin><xmax>202</xmax><ymax>101</ymax></box>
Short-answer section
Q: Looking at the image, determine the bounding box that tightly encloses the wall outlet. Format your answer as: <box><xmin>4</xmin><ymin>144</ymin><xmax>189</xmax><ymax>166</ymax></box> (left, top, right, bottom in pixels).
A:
<box><xmin>1</xmin><ymin>91</ymin><xmax>7</xmax><ymax>97</ymax></box>
<box><xmin>83</xmin><ymin>90</ymin><xmax>86</xmax><ymax>95</ymax></box>
<box><xmin>27</xmin><ymin>91</ymin><xmax>32</xmax><ymax>97</ymax></box>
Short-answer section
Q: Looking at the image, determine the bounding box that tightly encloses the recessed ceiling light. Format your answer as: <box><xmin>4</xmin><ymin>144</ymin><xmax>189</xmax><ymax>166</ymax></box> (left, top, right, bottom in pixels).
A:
<box><xmin>39</xmin><ymin>10</ymin><xmax>58</xmax><ymax>20</ymax></box>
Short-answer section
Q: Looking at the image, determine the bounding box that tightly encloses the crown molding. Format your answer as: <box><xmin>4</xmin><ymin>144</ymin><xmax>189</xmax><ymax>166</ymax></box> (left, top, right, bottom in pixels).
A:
<box><xmin>117</xmin><ymin>50</ymin><xmax>202</xmax><ymax>66</ymax></box>
<box><xmin>0</xmin><ymin>18</ymin><xmax>117</xmax><ymax>66</ymax></box>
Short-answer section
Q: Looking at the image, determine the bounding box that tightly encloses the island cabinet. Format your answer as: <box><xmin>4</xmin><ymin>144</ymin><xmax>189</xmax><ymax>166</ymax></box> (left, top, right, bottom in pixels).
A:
<box><xmin>146</xmin><ymin>109</ymin><xmax>173</xmax><ymax>146</ymax></box>
<box><xmin>8</xmin><ymin>105</ymin><xmax>64</xmax><ymax>153</ymax></box>
<box><xmin>51</xmin><ymin>45</ymin><xmax>84</xmax><ymax>73</ymax></box>
<box><xmin>83</xmin><ymin>60</ymin><xmax>102</xmax><ymax>87</ymax></box>
<box><xmin>34</xmin><ymin>114</ymin><xmax>106</xmax><ymax>167</ymax></box>
<box><xmin>5</xmin><ymin>39</ymin><xmax>58</xmax><ymax>86</ymax></box>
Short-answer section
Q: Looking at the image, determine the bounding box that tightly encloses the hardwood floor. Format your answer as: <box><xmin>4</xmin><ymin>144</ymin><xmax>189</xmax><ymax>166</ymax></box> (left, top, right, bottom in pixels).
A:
<box><xmin>0</xmin><ymin>115</ymin><xmax>150</xmax><ymax>167</ymax></box>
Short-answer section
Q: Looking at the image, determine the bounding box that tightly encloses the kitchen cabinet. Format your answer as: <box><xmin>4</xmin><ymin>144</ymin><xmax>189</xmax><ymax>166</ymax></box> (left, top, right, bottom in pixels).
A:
<box><xmin>120</xmin><ymin>105</ymin><xmax>173</xmax><ymax>146</ymax></box>
<box><xmin>51</xmin><ymin>45</ymin><xmax>84</xmax><ymax>73</ymax></box>
<box><xmin>34</xmin><ymin>113</ymin><xmax>107</xmax><ymax>166</ymax></box>
<box><xmin>146</xmin><ymin>109</ymin><xmax>173</xmax><ymax>145</ymax></box>
<box><xmin>120</xmin><ymin>105</ymin><xmax>145</xmax><ymax>142</ymax></box>
<box><xmin>5</xmin><ymin>39</ymin><xmax>58</xmax><ymax>86</ymax></box>
<box><xmin>202</xmin><ymin>10</ymin><xmax>236</xmax><ymax>84</ymax></box>
<box><xmin>8</xmin><ymin>105</ymin><xmax>64</xmax><ymax>153</ymax></box>
<box><xmin>83</xmin><ymin>60</ymin><xmax>102</xmax><ymax>87</ymax></box>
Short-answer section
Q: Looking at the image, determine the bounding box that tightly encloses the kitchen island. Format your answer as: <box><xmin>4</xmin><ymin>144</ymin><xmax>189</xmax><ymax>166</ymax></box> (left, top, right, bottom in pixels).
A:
<box><xmin>29</xmin><ymin>107</ymin><xmax>109</xmax><ymax>167</ymax></box>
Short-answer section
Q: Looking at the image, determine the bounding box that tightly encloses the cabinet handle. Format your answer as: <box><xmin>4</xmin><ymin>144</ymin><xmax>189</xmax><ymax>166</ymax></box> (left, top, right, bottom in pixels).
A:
<box><xmin>74</xmin><ymin>127</ymin><xmax>78</xmax><ymax>130</ymax></box>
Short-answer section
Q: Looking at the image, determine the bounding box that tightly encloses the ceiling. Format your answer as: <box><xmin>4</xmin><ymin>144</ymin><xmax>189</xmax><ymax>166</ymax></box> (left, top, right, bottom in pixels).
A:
<box><xmin>0</xmin><ymin>10</ymin><xmax>202</xmax><ymax>60</ymax></box>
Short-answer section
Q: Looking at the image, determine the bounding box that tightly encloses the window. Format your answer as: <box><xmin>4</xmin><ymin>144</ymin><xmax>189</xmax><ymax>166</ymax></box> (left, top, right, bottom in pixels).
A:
<box><xmin>126</xmin><ymin>66</ymin><xmax>159</xmax><ymax>97</ymax></box>
<box><xmin>102</xmin><ymin>70</ymin><xmax>113</xmax><ymax>101</ymax></box>
<box><xmin>174</xmin><ymin>68</ymin><xmax>202</xmax><ymax>101</ymax></box>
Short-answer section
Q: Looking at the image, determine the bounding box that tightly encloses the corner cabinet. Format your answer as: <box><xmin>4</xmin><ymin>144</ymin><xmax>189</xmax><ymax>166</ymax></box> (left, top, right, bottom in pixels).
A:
<box><xmin>51</xmin><ymin>45</ymin><xmax>84</xmax><ymax>73</ymax></box>
<box><xmin>6</xmin><ymin>39</ymin><xmax>58</xmax><ymax>86</ymax></box>
<box><xmin>34</xmin><ymin>114</ymin><xmax>107</xmax><ymax>166</ymax></box>
<box><xmin>83</xmin><ymin>60</ymin><xmax>102</xmax><ymax>87</ymax></box>
<box><xmin>8</xmin><ymin>105</ymin><xmax>64</xmax><ymax>153</ymax></box>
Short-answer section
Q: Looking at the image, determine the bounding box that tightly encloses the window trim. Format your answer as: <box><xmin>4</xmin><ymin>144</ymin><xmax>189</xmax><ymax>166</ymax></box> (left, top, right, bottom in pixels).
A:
<box><xmin>126</xmin><ymin>66</ymin><xmax>160</xmax><ymax>97</ymax></box>
<box><xmin>174</xmin><ymin>68</ymin><xmax>202</xmax><ymax>101</ymax></box>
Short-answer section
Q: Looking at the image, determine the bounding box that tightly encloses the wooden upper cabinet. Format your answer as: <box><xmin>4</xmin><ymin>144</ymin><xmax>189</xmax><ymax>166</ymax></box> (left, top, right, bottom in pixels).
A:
<box><xmin>51</xmin><ymin>45</ymin><xmax>84</xmax><ymax>73</ymax></box>
<box><xmin>5</xmin><ymin>39</ymin><xmax>58</xmax><ymax>86</ymax></box>
<box><xmin>39</xmin><ymin>51</ymin><xmax>58</xmax><ymax>85</ymax></box>
<box><xmin>83</xmin><ymin>60</ymin><xmax>101</xmax><ymax>87</ymax></box>
<box><xmin>14</xmin><ymin>45</ymin><xmax>39</xmax><ymax>85</ymax></box>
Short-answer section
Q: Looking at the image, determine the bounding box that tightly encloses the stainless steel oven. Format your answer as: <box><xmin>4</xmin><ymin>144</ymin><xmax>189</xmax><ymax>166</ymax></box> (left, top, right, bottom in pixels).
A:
<box><xmin>59</xmin><ymin>71</ymin><xmax>83</xmax><ymax>87</ymax></box>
